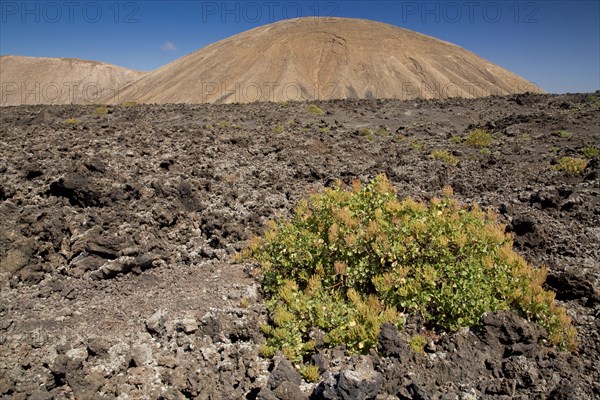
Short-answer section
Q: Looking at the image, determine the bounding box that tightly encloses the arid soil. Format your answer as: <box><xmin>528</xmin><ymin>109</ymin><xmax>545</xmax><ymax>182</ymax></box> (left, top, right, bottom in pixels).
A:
<box><xmin>0</xmin><ymin>93</ymin><xmax>598</xmax><ymax>399</ymax></box>
<box><xmin>0</xmin><ymin>55</ymin><xmax>144</xmax><ymax>106</ymax></box>
<box><xmin>103</xmin><ymin>17</ymin><xmax>542</xmax><ymax>105</ymax></box>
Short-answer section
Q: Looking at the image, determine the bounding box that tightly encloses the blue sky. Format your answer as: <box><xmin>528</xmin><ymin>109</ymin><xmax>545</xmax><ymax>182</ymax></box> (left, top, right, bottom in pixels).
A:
<box><xmin>1</xmin><ymin>0</ymin><xmax>598</xmax><ymax>93</ymax></box>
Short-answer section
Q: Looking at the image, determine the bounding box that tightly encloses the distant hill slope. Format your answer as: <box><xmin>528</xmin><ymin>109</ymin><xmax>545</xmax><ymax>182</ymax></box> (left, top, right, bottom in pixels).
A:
<box><xmin>0</xmin><ymin>55</ymin><xmax>144</xmax><ymax>105</ymax></box>
<box><xmin>103</xmin><ymin>17</ymin><xmax>543</xmax><ymax>104</ymax></box>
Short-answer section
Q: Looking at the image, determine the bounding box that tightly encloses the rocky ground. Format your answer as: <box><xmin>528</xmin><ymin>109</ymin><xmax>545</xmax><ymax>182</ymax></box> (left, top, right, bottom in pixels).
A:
<box><xmin>0</xmin><ymin>93</ymin><xmax>599</xmax><ymax>399</ymax></box>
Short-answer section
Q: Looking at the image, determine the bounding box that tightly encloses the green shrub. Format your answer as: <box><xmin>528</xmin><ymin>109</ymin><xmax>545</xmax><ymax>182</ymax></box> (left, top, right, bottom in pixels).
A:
<box><xmin>308</xmin><ymin>104</ymin><xmax>325</xmax><ymax>116</ymax></box>
<box><xmin>556</xmin><ymin>157</ymin><xmax>587</xmax><ymax>174</ymax></box>
<box><xmin>553</xmin><ymin>130</ymin><xmax>572</xmax><ymax>139</ymax></box>
<box><xmin>358</xmin><ymin>128</ymin><xmax>375</xmax><ymax>141</ymax></box>
<box><xmin>410</xmin><ymin>141</ymin><xmax>423</xmax><ymax>151</ymax></box>
<box><xmin>464</xmin><ymin>129</ymin><xmax>493</xmax><ymax>148</ymax></box>
<box><xmin>409</xmin><ymin>335</ymin><xmax>427</xmax><ymax>354</ymax></box>
<box><xmin>581</xmin><ymin>147</ymin><xmax>599</xmax><ymax>158</ymax></box>
<box><xmin>243</xmin><ymin>176</ymin><xmax>576</xmax><ymax>360</ymax></box>
<box><xmin>376</xmin><ymin>128</ymin><xmax>390</xmax><ymax>137</ymax></box>
<box><xmin>451</xmin><ymin>136</ymin><xmax>463</xmax><ymax>144</ymax></box>
<box><xmin>430</xmin><ymin>149</ymin><xmax>459</xmax><ymax>165</ymax></box>
<box><xmin>273</xmin><ymin>125</ymin><xmax>285</xmax><ymax>134</ymax></box>
<box><xmin>121</xmin><ymin>101</ymin><xmax>137</xmax><ymax>107</ymax></box>
<box><xmin>217</xmin><ymin>120</ymin><xmax>230</xmax><ymax>128</ymax></box>
<box><xmin>62</xmin><ymin>118</ymin><xmax>80</xmax><ymax>125</ymax></box>
<box><xmin>95</xmin><ymin>106</ymin><xmax>108</xmax><ymax>115</ymax></box>
<box><xmin>480</xmin><ymin>148</ymin><xmax>492</xmax><ymax>156</ymax></box>
<box><xmin>300</xmin><ymin>365</ymin><xmax>321</xmax><ymax>382</ymax></box>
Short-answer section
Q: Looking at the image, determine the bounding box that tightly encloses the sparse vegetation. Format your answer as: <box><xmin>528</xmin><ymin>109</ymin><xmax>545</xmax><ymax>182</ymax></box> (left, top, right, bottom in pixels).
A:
<box><xmin>553</xmin><ymin>130</ymin><xmax>572</xmax><ymax>139</ymax></box>
<box><xmin>308</xmin><ymin>104</ymin><xmax>325</xmax><ymax>116</ymax></box>
<box><xmin>430</xmin><ymin>149</ymin><xmax>459</xmax><ymax>165</ymax></box>
<box><xmin>239</xmin><ymin>297</ymin><xmax>251</xmax><ymax>308</ymax></box>
<box><xmin>95</xmin><ymin>106</ymin><xmax>109</xmax><ymax>115</ymax></box>
<box><xmin>451</xmin><ymin>135</ymin><xmax>463</xmax><ymax>144</ymax></box>
<box><xmin>243</xmin><ymin>176</ymin><xmax>577</xmax><ymax>363</ymax></box>
<box><xmin>581</xmin><ymin>147</ymin><xmax>599</xmax><ymax>158</ymax></box>
<box><xmin>480</xmin><ymin>148</ymin><xmax>492</xmax><ymax>156</ymax></box>
<box><xmin>376</xmin><ymin>127</ymin><xmax>390</xmax><ymax>137</ymax></box>
<box><xmin>319</xmin><ymin>127</ymin><xmax>331</xmax><ymax>135</ymax></box>
<box><xmin>358</xmin><ymin>128</ymin><xmax>375</xmax><ymax>141</ymax></box>
<box><xmin>273</xmin><ymin>125</ymin><xmax>285</xmax><ymax>134</ymax></box>
<box><xmin>464</xmin><ymin>129</ymin><xmax>493</xmax><ymax>148</ymax></box>
<box><xmin>409</xmin><ymin>335</ymin><xmax>427</xmax><ymax>354</ymax></box>
<box><xmin>217</xmin><ymin>121</ymin><xmax>230</xmax><ymax>128</ymax></box>
<box><xmin>556</xmin><ymin>157</ymin><xmax>587</xmax><ymax>174</ymax></box>
<box><xmin>258</xmin><ymin>342</ymin><xmax>277</xmax><ymax>358</ymax></box>
<box><xmin>62</xmin><ymin>118</ymin><xmax>80</xmax><ymax>125</ymax></box>
<box><xmin>300</xmin><ymin>365</ymin><xmax>320</xmax><ymax>383</ymax></box>
<box><xmin>410</xmin><ymin>141</ymin><xmax>423</xmax><ymax>151</ymax></box>
<box><xmin>121</xmin><ymin>101</ymin><xmax>137</xmax><ymax>107</ymax></box>
<box><xmin>585</xmin><ymin>94</ymin><xmax>599</xmax><ymax>104</ymax></box>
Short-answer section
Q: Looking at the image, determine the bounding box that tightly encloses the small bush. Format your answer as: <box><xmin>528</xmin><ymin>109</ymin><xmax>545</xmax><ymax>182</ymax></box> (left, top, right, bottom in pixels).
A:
<box><xmin>430</xmin><ymin>149</ymin><xmax>459</xmax><ymax>165</ymax></box>
<box><xmin>217</xmin><ymin>121</ymin><xmax>230</xmax><ymax>128</ymax></box>
<box><xmin>480</xmin><ymin>148</ymin><xmax>492</xmax><ymax>156</ymax></box>
<box><xmin>95</xmin><ymin>107</ymin><xmax>108</xmax><ymax>115</ymax></box>
<box><xmin>581</xmin><ymin>147</ymin><xmax>599</xmax><ymax>158</ymax></box>
<box><xmin>319</xmin><ymin>127</ymin><xmax>331</xmax><ymax>135</ymax></box>
<box><xmin>410</xmin><ymin>141</ymin><xmax>423</xmax><ymax>151</ymax></box>
<box><xmin>239</xmin><ymin>297</ymin><xmax>251</xmax><ymax>308</ymax></box>
<box><xmin>464</xmin><ymin>129</ymin><xmax>493</xmax><ymax>148</ymax></box>
<box><xmin>451</xmin><ymin>136</ymin><xmax>463</xmax><ymax>144</ymax></box>
<box><xmin>556</xmin><ymin>157</ymin><xmax>587</xmax><ymax>174</ymax></box>
<box><xmin>409</xmin><ymin>335</ymin><xmax>427</xmax><ymax>354</ymax></box>
<box><xmin>273</xmin><ymin>125</ymin><xmax>285</xmax><ymax>134</ymax></box>
<box><xmin>300</xmin><ymin>365</ymin><xmax>320</xmax><ymax>382</ymax></box>
<box><xmin>243</xmin><ymin>176</ymin><xmax>577</xmax><ymax>361</ymax></box>
<box><xmin>121</xmin><ymin>101</ymin><xmax>137</xmax><ymax>107</ymax></box>
<box><xmin>376</xmin><ymin>128</ymin><xmax>390</xmax><ymax>137</ymax></box>
<box><xmin>358</xmin><ymin>128</ymin><xmax>375</xmax><ymax>141</ymax></box>
<box><xmin>553</xmin><ymin>130</ymin><xmax>572</xmax><ymax>139</ymax></box>
<box><xmin>308</xmin><ymin>104</ymin><xmax>325</xmax><ymax>116</ymax></box>
<box><xmin>62</xmin><ymin>118</ymin><xmax>80</xmax><ymax>125</ymax></box>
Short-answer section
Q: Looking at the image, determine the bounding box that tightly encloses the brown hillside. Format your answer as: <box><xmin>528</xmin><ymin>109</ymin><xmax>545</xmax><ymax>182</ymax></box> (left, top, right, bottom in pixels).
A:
<box><xmin>0</xmin><ymin>55</ymin><xmax>144</xmax><ymax>105</ymax></box>
<box><xmin>105</xmin><ymin>17</ymin><xmax>542</xmax><ymax>104</ymax></box>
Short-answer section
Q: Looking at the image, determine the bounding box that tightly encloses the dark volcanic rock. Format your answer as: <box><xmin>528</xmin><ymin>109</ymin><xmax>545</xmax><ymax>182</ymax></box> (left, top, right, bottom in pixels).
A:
<box><xmin>314</xmin><ymin>358</ymin><xmax>382</xmax><ymax>400</ymax></box>
<box><xmin>0</xmin><ymin>94</ymin><xmax>598</xmax><ymax>399</ymax></box>
<box><xmin>49</xmin><ymin>172</ymin><xmax>101</xmax><ymax>207</ymax></box>
<box><xmin>268</xmin><ymin>357</ymin><xmax>303</xmax><ymax>390</ymax></box>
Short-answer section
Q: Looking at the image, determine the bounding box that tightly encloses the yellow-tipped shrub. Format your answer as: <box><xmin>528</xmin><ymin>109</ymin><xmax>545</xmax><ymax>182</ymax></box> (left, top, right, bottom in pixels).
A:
<box><xmin>243</xmin><ymin>175</ymin><xmax>577</xmax><ymax>360</ymax></box>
